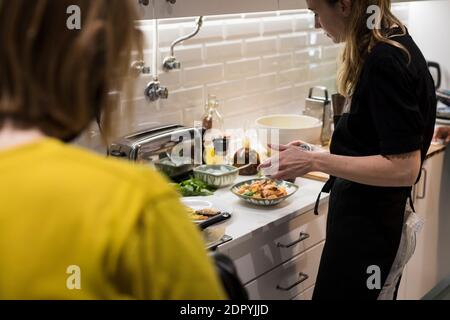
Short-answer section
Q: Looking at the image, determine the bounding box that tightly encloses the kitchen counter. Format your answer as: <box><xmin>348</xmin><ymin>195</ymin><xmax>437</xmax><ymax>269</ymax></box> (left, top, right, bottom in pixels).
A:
<box><xmin>201</xmin><ymin>144</ymin><xmax>448</xmax><ymax>251</ymax></box>
<box><xmin>203</xmin><ymin>177</ymin><xmax>328</xmax><ymax>251</ymax></box>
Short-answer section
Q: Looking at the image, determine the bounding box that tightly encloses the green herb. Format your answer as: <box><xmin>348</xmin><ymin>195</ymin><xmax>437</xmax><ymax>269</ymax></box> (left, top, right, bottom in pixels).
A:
<box><xmin>243</xmin><ymin>191</ymin><xmax>256</xmax><ymax>197</ymax></box>
<box><xmin>177</xmin><ymin>178</ymin><xmax>216</xmax><ymax>197</ymax></box>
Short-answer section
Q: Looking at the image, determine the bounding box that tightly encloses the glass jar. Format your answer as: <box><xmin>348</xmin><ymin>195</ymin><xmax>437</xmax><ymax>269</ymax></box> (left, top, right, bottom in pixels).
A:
<box><xmin>202</xmin><ymin>95</ymin><xmax>224</xmax><ymax>164</ymax></box>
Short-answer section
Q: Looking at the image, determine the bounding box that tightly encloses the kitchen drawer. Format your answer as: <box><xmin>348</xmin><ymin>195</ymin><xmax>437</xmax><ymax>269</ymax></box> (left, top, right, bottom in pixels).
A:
<box><xmin>228</xmin><ymin>202</ymin><xmax>328</xmax><ymax>284</ymax></box>
<box><xmin>245</xmin><ymin>241</ymin><xmax>324</xmax><ymax>300</ymax></box>
<box><xmin>292</xmin><ymin>286</ymin><xmax>315</xmax><ymax>300</ymax></box>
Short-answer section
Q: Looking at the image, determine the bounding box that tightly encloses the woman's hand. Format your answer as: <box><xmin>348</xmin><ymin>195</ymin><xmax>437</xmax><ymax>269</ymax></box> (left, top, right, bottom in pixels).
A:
<box><xmin>287</xmin><ymin>140</ymin><xmax>327</xmax><ymax>152</ymax></box>
<box><xmin>434</xmin><ymin>126</ymin><xmax>450</xmax><ymax>145</ymax></box>
<box><xmin>258</xmin><ymin>144</ymin><xmax>319</xmax><ymax>181</ymax></box>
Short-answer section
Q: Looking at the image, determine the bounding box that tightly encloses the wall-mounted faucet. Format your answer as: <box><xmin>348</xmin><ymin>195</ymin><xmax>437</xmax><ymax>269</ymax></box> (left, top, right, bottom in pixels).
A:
<box><xmin>130</xmin><ymin>60</ymin><xmax>151</xmax><ymax>77</ymax></box>
<box><xmin>163</xmin><ymin>16</ymin><xmax>204</xmax><ymax>71</ymax></box>
<box><xmin>144</xmin><ymin>79</ymin><xmax>169</xmax><ymax>102</ymax></box>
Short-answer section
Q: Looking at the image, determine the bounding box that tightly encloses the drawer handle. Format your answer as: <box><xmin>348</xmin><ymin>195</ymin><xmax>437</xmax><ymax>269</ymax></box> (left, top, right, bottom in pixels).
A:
<box><xmin>276</xmin><ymin>273</ymin><xmax>309</xmax><ymax>291</ymax></box>
<box><xmin>416</xmin><ymin>167</ymin><xmax>427</xmax><ymax>200</ymax></box>
<box><xmin>277</xmin><ymin>232</ymin><xmax>310</xmax><ymax>249</ymax></box>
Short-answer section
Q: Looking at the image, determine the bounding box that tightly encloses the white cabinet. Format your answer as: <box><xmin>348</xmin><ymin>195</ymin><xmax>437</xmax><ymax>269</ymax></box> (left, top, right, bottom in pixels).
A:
<box><xmin>136</xmin><ymin>0</ymin><xmax>279</xmax><ymax>20</ymax></box>
<box><xmin>278</xmin><ymin>0</ymin><xmax>305</xmax><ymax>11</ymax></box>
<box><xmin>245</xmin><ymin>241</ymin><xmax>324</xmax><ymax>300</ymax></box>
<box><xmin>292</xmin><ymin>285</ymin><xmax>315</xmax><ymax>300</ymax></box>
<box><xmin>397</xmin><ymin>150</ymin><xmax>450</xmax><ymax>300</ymax></box>
<box><xmin>222</xmin><ymin>202</ymin><xmax>328</xmax><ymax>300</ymax></box>
<box><xmin>135</xmin><ymin>0</ymin><xmax>428</xmax><ymax>20</ymax></box>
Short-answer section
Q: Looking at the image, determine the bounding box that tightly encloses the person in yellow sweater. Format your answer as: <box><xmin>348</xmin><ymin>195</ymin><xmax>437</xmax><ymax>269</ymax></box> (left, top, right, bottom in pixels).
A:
<box><xmin>0</xmin><ymin>0</ymin><xmax>225</xmax><ymax>300</ymax></box>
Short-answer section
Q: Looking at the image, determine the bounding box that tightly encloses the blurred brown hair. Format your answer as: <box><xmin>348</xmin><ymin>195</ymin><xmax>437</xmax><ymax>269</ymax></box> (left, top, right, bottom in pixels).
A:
<box><xmin>0</xmin><ymin>0</ymin><xmax>142</xmax><ymax>141</ymax></box>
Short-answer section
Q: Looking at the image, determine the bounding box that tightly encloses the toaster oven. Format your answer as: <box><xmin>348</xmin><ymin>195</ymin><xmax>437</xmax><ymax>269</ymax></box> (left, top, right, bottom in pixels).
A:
<box><xmin>108</xmin><ymin>124</ymin><xmax>202</xmax><ymax>181</ymax></box>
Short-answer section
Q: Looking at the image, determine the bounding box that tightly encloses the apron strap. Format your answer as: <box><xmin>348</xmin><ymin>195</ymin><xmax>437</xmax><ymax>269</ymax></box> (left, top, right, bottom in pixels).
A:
<box><xmin>314</xmin><ymin>176</ymin><xmax>336</xmax><ymax>215</ymax></box>
<box><xmin>408</xmin><ymin>189</ymin><xmax>416</xmax><ymax>213</ymax></box>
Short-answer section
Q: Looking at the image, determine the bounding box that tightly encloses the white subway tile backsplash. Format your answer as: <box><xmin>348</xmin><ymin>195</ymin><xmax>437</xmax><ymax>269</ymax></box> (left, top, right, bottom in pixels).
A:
<box><xmin>261</xmin><ymin>86</ymin><xmax>293</xmax><ymax>108</ymax></box>
<box><xmin>158</xmin><ymin>25</ymin><xmax>182</xmax><ymax>47</ymax></box>
<box><xmin>160</xmin><ymin>86</ymin><xmax>204</xmax><ymax>111</ymax></box>
<box><xmin>183</xmin><ymin>63</ymin><xmax>224</xmax><ymax>86</ymax></box>
<box><xmin>293</xmin><ymin>83</ymin><xmax>309</xmax><ymax>101</ymax></box>
<box><xmin>225</xmin><ymin>58</ymin><xmax>260</xmax><ymax>80</ymax></box>
<box><xmin>262</xmin><ymin>17</ymin><xmax>294</xmax><ymax>35</ymax></box>
<box><xmin>308</xmin><ymin>61</ymin><xmax>337</xmax><ymax>81</ymax></box>
<box><xmin>293</xmin><ymin>47</ymin><xmax>322</xmax><ymax>66</ymax></box>
<box><xmin>246</xmin><ymin>73</ymin><xmax>277</xmax><ymax>93</ymax></box>
<box><xmin>159</xmin><ymin>45</ymin><xmax>204</xmax><ymax>67</ymax></box>
<box><xmin>279</xmin><ymin>33</ymin><xmax>308</xmax><ymax>51</ymax></box>
<box><xmin>308</xmin><ymin>63</ymin><xmax>323</xmax><ymax>81</ymax></box>
<box><xmin>244</xmin><ymin>37</ymin><xmax>278</xmax><ymax>57</ymax></box>
<box><xmin>93</xmin><ymin>6</ymin><xmax>408</xmax><ymax>143</ymax></box>
<box><xmin>322</xmin><ymin>45</ymin><xmax>341</xmax><ymax>60</ymax></box>
<box><xmin>205</xmin><ymin>41</ymin><xmax>243</xmax><ymax>62</ymax></box>
<box><xmin>277</xmin><ymin>67</ymin><xmax>308</xmax><ymax>86</ymax></box>
<box><xmin>135</xmin><ymin>110</ymin><xmax>184</xmax><ymax>129</ymax></box>
<box><xmin>225</xmin><ymin>20</ymin><xmax>261</xmax><ymax>39</ymax></box>
<box><xmin>293</xmin><ymin>14</ymin><xmax>314</xmax><ymax>32</ymax></box>
<box><xmin>223</xmin><ymin>93</ymin><xmax>263</xmax><ymax>118</ymax></box>
<box><xmin>206</xmin><ymin>79</ymin><xmax>246</xmax><ymax>100</ymax></box>
<box><xmin>261</xmin><ymin>53</ymin><xmax>292</xmax><ymax>73</ymax></box>
<box><xmin>184</xmin><ymin>22</ymin><xmax>224</xmax><ymax>44</ymax></box>
<box><xmin>157</xmin><ymin>70</ymin><xmax>182</xmax><ymax>90</ymax></box>
<box><xmin>183</xmin><ymin>106</ymin><xmax>205</xmax><ymax>127</ymax></box>
<box><xmin>309</xmin><ymin>31</ymin><xmax>334</xmax><ymax>46</ymax></box>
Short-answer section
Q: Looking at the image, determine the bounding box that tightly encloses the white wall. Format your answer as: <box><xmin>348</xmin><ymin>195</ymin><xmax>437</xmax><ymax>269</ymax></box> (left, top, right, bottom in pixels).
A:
<box><xmin>408</xmin><ymin>0</ymin><xmax>450</xmax><ymax>89</ymax></box>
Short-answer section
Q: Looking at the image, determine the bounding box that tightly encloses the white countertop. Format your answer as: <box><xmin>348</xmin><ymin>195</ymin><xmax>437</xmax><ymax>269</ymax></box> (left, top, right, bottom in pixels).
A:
<box><xmin>194</xmin><ymin>176</ymin><xmax>328</xmax><ymax>251</ymax></box>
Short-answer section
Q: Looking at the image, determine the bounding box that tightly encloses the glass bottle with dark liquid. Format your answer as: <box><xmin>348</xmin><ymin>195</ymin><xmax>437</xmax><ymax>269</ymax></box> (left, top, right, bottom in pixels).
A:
<box><xmin>233</xmin><ymin>137</ymin><xmax>260</xmax><ymax>176</ymax></box>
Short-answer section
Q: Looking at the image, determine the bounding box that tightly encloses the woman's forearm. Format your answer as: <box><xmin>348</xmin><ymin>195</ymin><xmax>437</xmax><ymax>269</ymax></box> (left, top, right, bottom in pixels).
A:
<box><xmin>312</xmin><ymin>150</ymin><xmax>421</xmax><ymax>187</ymax></box>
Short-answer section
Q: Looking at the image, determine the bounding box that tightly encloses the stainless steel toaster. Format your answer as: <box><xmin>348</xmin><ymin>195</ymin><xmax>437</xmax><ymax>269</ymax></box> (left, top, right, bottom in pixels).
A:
<box><xmin>108</xmin><ymin>124</ymin><xmax>202</xmax><ymax>180</ymax></box>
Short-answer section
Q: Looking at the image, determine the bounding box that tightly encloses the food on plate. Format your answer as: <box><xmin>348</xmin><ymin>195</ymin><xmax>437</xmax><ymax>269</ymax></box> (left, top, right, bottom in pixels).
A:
<box><xmin>236</xmin><ymin>179</ymin><xmax>287</xmax><ymax>199</ymax></box>
<box><xmin>186</xmin><ymin>207</ymin><xmax>220</xmax><ymax>221</ymax></box>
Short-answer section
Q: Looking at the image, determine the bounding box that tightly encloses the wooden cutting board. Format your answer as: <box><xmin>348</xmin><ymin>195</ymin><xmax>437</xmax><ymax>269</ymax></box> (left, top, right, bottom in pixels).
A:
<box><xmin>304</xmin><ymin>171</ymin><xmax>330</xmax><ymax>182</ymax></box>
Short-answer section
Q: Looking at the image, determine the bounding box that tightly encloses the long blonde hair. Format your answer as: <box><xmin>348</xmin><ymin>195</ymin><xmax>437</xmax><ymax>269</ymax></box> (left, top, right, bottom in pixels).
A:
<box><xmin>328</xmin><ymin>0</ymin><xmax>410</xmax><ymax>97</ymax></box>
<box><xmin>0</xmin><ymin>0</ymin><xmax>142</xmax><ymax>141</ymax></box>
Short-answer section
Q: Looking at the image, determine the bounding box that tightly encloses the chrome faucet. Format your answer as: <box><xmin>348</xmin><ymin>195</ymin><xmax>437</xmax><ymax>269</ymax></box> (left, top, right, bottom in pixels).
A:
<box><xmin>130</xmin><ymin>60</ymin><xmax>151</xmax><ymax>77</ymax></box>
<box><xmin>144</xmin><ymin>79</ymin><xmax>169</xmax><ymax>102</ymax></box>
<box><xmin>163</xmin><ymin>16</ymin><xmax>204</xmax><ymax>71</ymax></box>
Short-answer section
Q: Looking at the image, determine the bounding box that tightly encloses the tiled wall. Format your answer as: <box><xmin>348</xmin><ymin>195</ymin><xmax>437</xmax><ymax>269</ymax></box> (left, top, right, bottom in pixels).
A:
<box><xmin>76</xmin><ymin>5</ymin><xmax>410</xmax><ymax>152</ymax></box>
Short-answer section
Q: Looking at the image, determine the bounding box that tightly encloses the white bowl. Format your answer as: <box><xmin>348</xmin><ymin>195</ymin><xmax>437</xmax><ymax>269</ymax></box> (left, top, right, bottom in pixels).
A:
<box><xmin>255</xmin><ymin>114</ymin><xmax>322</xmax><ymax>145</ymax></box>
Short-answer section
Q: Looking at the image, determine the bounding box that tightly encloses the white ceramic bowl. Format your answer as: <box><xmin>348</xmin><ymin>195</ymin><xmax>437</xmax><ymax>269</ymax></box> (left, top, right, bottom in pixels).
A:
<box><xmin>255</xmin><ymin>114</ymin><xmax>322</xmax><ymax>145</ymax></box>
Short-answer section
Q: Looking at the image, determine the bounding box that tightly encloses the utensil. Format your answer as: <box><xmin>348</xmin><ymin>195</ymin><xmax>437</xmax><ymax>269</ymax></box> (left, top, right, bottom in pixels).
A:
<box><xmin>230</xmin><ymin>178</ymin><xmax>299</xmax><ymax>206</ymax></box>
<box><xmin>198</xmin><ymin>212</ymin><xmax>232</xmax><ymax>231</ymax></box>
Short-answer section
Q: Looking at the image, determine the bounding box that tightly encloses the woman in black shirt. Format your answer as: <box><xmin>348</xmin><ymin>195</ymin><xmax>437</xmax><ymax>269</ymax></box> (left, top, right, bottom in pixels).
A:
<box><xmin>260</xmin><ymin>0</ymin><xmax>436</xmax><ymax>299</ymax></box>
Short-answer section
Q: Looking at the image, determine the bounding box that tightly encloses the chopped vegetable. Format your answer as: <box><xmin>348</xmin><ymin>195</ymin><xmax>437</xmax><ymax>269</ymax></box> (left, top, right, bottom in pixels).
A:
<box><xmin>176</xmin><ymin>177</ymin><xmax>216</xmax><ymax>197</ymax></box>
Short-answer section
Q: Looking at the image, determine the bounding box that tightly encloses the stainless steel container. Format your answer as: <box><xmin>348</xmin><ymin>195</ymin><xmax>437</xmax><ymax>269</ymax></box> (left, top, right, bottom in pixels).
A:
<box><xmin>304</xmin><ymin>86</ymin><xmax>332</xmax><ymax>146</ymax></box>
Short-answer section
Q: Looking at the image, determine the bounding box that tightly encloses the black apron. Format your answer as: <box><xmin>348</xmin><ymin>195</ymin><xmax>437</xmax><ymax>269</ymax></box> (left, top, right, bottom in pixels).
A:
<box><xmin>312</xmin><ymin>113</ymin><xmax>414</xmax><ymax>300</ymax></box>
